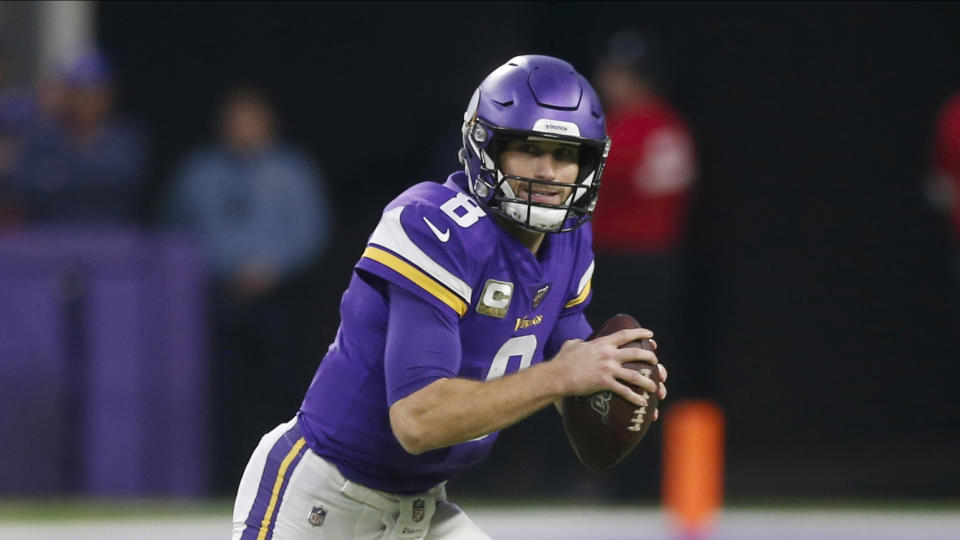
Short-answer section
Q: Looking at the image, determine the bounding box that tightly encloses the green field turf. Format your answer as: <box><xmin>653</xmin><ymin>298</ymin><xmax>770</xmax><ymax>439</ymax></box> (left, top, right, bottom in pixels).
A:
<box><xmin>1</xmin><ymin>500</ymin><xmax>960</xmax><ymax>540</ymax></box>
<box><xmin>1</xmin><ymin>496</ymin><xmax>957</xmax><ymax>521</ymax></box>
<box><xmin>0</xmin><ymin>498</ymin><xmax>232</xmax><ymax>521</ymax></box>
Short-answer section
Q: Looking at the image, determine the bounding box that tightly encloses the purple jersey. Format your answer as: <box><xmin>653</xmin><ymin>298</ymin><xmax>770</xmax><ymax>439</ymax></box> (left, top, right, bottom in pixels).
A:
<box><xmin>298</xmin><ymin>171</ymin><xmax>595</xmax><ymax>494</ymax></box>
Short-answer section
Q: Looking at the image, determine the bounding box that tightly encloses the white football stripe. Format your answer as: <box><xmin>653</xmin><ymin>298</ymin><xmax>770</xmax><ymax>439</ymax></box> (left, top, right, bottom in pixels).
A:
<box><xmin>368</xmin><ymin>206</ymin><xmax>473</xmax><ymax>303</ymax></box>
<box><xmin>577</xmin><ymin>260</ymin><xmax>594</xmax><ymax>295</ymax></box>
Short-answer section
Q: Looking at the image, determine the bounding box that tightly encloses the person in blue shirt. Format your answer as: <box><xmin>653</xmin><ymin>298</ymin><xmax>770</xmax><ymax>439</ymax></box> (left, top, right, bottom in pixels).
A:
<box><xmin>165</xmin><ymin>86</ymin><xmax>330</xmax><ymax>289</ymax></box>
<box><xmin>10</xmin><ymin>48</ymin><xmax>147</xmax><ymax>225</ymax></box>
<box><xmin>164</xmin><ymin>85</ymin><xmax>332</xmax><ymax>492</ymax></box>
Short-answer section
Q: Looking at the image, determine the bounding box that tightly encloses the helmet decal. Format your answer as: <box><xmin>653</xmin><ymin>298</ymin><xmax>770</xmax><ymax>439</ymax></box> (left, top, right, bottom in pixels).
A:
<box><xmin>531</xmin><ymin>118</ymin><xmax>580</xmax><ymax>136</ymax></box>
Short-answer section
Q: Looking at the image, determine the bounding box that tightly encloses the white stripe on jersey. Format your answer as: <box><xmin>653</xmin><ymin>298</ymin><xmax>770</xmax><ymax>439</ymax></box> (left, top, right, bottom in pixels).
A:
<box><xmin>368</xmin><ymin>206</ymin><xmax>474</xmax><ymax>304</ymax></box>
<box><xmin>576</xmin><ymin>260</ymin><xmax>595</xmax><ymax>296</ymax></box>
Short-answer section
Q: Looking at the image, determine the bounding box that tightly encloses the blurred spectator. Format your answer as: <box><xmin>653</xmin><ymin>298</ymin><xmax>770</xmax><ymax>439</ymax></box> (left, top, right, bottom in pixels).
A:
<box><xmin>0</xmin><ymin>42</ymin><xmax>41</xmax><ymax>226</ymax></box>
<box><xmin>163</xmin><ymin>86</ymin><xmax>332</xmax><ymax>492</ymax></box>
<box><xmin>928</xmin><ymin>92</ymin><xmax>960</xmax><ymax>272</ymax></box>
<box><xmin>586</xmin><ymin>31</ymin><xmax>698</xmax><ymax>497</ymax></box>
<box><xmin>10</xmin><ymin>48</ymin><xmax>148</xmax><ymax>225</ymax></box>
<box><xmin>589</xmin><ymin>30</ymin><xmax>697</xmax><ymax>365</ymax></box>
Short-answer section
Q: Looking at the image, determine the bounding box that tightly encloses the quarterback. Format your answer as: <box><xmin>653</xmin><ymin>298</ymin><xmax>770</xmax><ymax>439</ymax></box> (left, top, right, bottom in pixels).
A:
<box><xmin>232</xmin><ymin>55</ymin><xmax>668</xmax><ymax>540</ymax></box>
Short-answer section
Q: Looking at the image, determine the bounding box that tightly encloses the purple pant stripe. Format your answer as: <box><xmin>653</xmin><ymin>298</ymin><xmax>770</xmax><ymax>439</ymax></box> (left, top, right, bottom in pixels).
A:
<box><xmin>239</xmin><ymin>421</ymin><xmax>308</xmax><ymax>540</ymax></box>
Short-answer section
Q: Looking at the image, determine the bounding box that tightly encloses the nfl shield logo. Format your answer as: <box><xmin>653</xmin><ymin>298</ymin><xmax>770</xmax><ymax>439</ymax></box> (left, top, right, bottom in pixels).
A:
<box><xmin>412</xmin><ymin>498</ymin><xmax>425</xmax><ymax>523</ymax></box>
<box><xmin>308</xmin><ymin>505</ymin><xmax>327</xmax><ymax>527</ymax></box>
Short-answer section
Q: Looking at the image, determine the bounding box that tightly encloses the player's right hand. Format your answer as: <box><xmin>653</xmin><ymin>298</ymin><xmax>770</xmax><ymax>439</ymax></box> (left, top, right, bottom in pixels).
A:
<box><xmin>549</xmin><ymin>327</ymin><xmax>658</xmax><ymax>408</ymax></box>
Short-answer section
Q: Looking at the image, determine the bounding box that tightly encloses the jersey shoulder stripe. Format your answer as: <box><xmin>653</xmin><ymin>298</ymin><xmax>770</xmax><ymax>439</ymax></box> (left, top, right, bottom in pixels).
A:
<box><xmin>362</xmin><ymin>245</ymin><xmax>468</xmax><ymax>316</ymax></box>
<box><xmin>363</xmin><ymin>205</ymin><xmax>473</xmax><ymax>316</ymax></box>
<box><xmin>564</xmin><ymin>259</ymin><xmax>595</xmax><ymax>308</ymax></box>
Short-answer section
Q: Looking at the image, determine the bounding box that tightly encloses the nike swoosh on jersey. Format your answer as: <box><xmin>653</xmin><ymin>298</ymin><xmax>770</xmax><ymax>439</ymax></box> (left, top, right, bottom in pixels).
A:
<box><xmin>423</xmin><ymin>216</ymin><xmax>450</xmax><ymax>242</ymax></box>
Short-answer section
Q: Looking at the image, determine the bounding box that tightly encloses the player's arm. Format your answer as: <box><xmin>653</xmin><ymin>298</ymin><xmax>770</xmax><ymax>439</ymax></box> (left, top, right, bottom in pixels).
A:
<box><xmin>385</xmin><ymin>285</ymin><xmax>659</xmax><ymax>455</ymax></box>
<box><xmin>544</xmin><ymin>251</ymin><xmax>596</xmax><ymax>414</ymax></box>
<box><xmin>545</xmin><ymin>309</ymin><xmax>593</xmax><ymax>415</ymax></box>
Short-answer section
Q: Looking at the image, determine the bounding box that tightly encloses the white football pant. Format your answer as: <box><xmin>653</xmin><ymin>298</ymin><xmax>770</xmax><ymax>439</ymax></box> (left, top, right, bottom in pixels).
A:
<box><xmin>232</xmin><ymin>418</ymin><xmax>491</xmax><ymax>540</ymax></box>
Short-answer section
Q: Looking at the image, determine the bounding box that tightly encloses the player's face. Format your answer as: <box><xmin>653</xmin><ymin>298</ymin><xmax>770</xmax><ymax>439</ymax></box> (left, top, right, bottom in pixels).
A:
<box><xmin>500</xmin><ymin>138</ymin><xmax>580</xmax><ymax>207</ymax></box>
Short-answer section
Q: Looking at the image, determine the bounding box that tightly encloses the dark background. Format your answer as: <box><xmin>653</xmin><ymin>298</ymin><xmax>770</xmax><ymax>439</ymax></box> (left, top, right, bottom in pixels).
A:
<box><xmin>98</xmin><ymin>2</ymin><xmax>960</xmax><ymax>499</ymax></box>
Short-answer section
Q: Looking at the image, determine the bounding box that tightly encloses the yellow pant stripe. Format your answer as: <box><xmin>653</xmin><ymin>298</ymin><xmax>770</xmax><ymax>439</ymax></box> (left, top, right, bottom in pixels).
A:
<box><xmin>257</xmin><ymin>437</ymin><xmax>307</xmax><ymax>540</ymax></box>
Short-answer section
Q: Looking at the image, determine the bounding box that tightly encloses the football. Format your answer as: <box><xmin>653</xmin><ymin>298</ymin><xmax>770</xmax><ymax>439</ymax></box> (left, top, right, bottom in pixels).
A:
<box><xmin>560</xmin><ymin>314</ymin><xmax>660</xmax><ymax>472</ymax></box>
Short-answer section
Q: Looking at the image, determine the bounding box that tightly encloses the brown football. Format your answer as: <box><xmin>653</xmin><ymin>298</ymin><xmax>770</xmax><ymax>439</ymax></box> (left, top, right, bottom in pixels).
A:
<box><xmin>560</xmin><ymin>314</ymin><xmax>660</xmax><ymax>472</ymax></box>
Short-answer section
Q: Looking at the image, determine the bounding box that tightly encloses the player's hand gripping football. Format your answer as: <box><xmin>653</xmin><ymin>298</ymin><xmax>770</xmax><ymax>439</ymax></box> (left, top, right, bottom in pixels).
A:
<box><xmin>551</xmin><ymin>328</ymin><xmax>668</xmax><ymax>420</ymax></box>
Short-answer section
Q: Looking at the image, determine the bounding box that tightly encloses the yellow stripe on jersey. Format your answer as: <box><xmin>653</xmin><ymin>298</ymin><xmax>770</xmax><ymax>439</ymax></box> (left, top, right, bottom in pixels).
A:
<box><xmin>363</xmin><ymin>246</ymin><xmax>469</xmax><ymax>316</ymax></box>
<box><xmin>368</xmin><ymin>206</ymin><xmax>474</xmax><ymax>302</ymax></box>
<box><xmin>564</xmin><ymin>279</ymin><xmax>592</xmax><ymax>308</ymax></box>
<box><xmin>257</xmin><ymin>437</ymin><xmax>307</xmax><ymax>540</ymax></box>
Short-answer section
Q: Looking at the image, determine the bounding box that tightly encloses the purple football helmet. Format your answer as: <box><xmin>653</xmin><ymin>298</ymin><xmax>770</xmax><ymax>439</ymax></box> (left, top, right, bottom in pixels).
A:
<box><xmin>460</xmin><ymin>55</ymin><xmax>610</xmax><ymax>232</ymax></box>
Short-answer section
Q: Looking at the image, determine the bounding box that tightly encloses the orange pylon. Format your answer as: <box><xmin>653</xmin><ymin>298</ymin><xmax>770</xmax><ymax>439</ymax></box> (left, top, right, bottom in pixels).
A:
<box><xmin>663</xmin><ymin>400</ymin><xmax>725</xmax><ymax>538</ymax></box>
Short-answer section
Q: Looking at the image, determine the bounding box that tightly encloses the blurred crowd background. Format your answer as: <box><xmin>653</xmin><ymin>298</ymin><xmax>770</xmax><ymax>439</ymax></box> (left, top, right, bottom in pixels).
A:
<box><xmin>1</xmin><ymin>1</ymin><xmax>959</xmax><ymax>504</ymax></box>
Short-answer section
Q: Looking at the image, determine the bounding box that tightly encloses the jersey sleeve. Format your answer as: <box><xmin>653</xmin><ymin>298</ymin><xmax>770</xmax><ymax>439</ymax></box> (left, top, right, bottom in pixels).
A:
<box><xmin>356</xmin><ymin>201</ymin><xmax>477</xmax><ymax>319</ymax></box>
<box><xmin>544</xmin><ymin>309</ymin><xmax>592</xmax><ymax>360</ymax></box>
<box><xmin>384</xmin><ymin>284</ymin><xmax>461</xmax><ymax>406</ymax></box>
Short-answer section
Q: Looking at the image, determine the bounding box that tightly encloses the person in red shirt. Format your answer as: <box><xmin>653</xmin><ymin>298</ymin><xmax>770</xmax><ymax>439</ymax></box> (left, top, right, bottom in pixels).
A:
<box><xmin>592</xmin><ymin>36</ymin><xmax>696</xmax><ymax>254</ymax></box>
<box><xmin>589</xmin><ymin>30</ymin><xmax>697</xmax><ymax>353</ymax></box>
<box><xmin>930</xmin><ymin>92</ymin><xmax>960</xmax><ymax>244</ymax></box>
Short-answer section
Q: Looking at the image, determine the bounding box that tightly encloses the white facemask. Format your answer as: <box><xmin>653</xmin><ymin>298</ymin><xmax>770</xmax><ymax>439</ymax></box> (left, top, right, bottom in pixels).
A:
<box><xmin>497</xmin><ymin>170</ymin><xmax>594</xmax><ymax>231</ymax></box>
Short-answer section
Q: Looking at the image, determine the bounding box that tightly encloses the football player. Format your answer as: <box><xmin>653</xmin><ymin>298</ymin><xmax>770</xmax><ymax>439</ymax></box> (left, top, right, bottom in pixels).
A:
<box><xmin>232</xmin><ymin>55</ymin><xmax>669</xmax><ymax>540</ymax></box>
